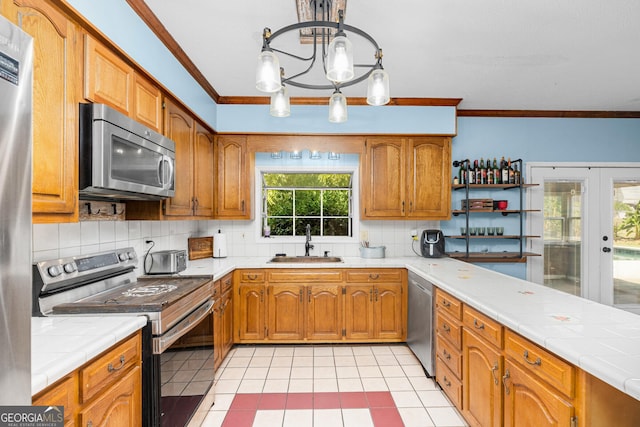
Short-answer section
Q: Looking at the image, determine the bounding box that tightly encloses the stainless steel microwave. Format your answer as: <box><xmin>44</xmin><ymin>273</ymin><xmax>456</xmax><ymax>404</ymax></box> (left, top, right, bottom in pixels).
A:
<box><xmin>79</xmin><ymin>103</ymin><xmax>175</xmax><ymax>200</ymax></box>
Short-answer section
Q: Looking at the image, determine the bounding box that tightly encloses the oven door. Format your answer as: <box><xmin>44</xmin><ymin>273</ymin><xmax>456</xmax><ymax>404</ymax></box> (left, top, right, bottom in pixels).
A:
<box><xmin>155</xmin><ymin>299</ymin><xmax>216</xmax><ymax>427</ymax></box>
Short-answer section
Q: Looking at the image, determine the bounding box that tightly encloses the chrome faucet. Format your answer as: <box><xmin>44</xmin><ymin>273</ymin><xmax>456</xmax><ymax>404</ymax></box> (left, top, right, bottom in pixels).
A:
<box><xmin>304</xmin><ymin>224</ymin><xmax>314</xmax><ymax>256</ymax></box>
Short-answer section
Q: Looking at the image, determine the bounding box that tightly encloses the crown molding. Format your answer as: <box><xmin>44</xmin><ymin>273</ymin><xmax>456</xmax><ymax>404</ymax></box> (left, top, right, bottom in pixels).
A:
<box><xmin>126</xmin><ymin>0</ymin><xmax>220</xmax><ymax>102</ymax></box>
<box><xmin>457</xmin><ymin>109</ymin><xmax>640</xmax><ymax>118</ymax></box>
<box><xmin>216</xmin><ymin>96</ymin><xmax>463</xmax><ymax>107</ymax></box>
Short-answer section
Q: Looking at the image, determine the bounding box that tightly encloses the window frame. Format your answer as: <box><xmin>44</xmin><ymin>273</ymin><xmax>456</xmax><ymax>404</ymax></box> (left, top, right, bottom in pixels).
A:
<box><xmin>254</xmin><ymin>164</ymin><xmax>360</xmax><ymax>244</ymax></box>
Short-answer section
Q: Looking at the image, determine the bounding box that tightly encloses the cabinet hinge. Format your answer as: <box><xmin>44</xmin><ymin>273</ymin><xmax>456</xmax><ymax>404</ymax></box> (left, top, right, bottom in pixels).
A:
<box><xmin>342</xmin><ymin>287</ymin><xmax>346</xmax><ymax>295</ymax></box>
<box><xmin>265</xmin><ymin>327</ymin><xmax>268</xmax><ymax>336</ymax></box>
<box><xmin>570</xmin><ymin>416</ymin><xmax>577</xmax><ymax>427</ymax></box>
<box><xmin>162</xmin><ymin>101</ymin><xmax>166</xmax><ymax>109</ymax></box>
<box><xmin>342</xmin><ymin>329</ymin><xmax>346</xmax><ymax>336</ymax></box>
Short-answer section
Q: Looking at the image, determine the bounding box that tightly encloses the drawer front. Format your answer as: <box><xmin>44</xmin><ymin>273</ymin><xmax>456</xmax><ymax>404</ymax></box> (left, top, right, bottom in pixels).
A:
<box><xmin>505</xmin><ymin>330</ymin><xmax>575</xmax><ymax>397</ymax></box>
<box><xmin>463</xmin><ymin>305</ymin><xmax>503</xmax><ymax>348</ymax></box>
<box><xmin>436</xmin><ymin>311</ymin><xmax>462</xmax><ymax>350</ymax></box>
<box><xmin>435</xmin><ymin>288</ymin><xmax>462</xmax><ymax>320</ymax></box>
<box><xmin>268</xmin><ymin>269</ymin><xmax>343</xmax><ymax>283</ymax></box>
<box><xmin>238</xmin><ymin>270</ymin><xmax>266</xmax><ymax>283</ymax></box>
<box><xmin>436</xmin><ymin>355</ymin><xmax>463</xmax><ymax>410</ymax></box>
<box><xmin>436</xmin><ymin>334</ymin><xmax>463</xmax><ymax>379</ymax></box>
<box><xmin>80</xmin><ymin>333</ymin><xmax>141</xmax><ymax>403</ymax></box>
<box><xmin>212</xmin><ymin>279</ymin><xmax>221</xmax><ymax>299</ymax></box>
<box><xmin>345</xmin><ymin>269</ymin><xmax>403</xmax><ymax>283</ymax></box>
<box><xmin>221</xmin><ymin>272</ymin><xmax>233</xmax><ymax>293</ymax></box>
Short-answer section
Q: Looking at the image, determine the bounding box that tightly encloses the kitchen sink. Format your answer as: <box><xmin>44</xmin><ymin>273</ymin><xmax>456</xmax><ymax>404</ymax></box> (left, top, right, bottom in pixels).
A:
<box><xmin>269</xmin><ymin>256</ymin><xmax>343</xmax><ymax>263</ymax></box>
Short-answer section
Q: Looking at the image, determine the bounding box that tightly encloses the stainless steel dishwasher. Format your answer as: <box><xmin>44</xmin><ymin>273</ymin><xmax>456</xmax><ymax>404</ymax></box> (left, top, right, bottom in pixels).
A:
<box><xmin>407</xmin><ymin>271</ymin><xmax>434</xmax><ymax>376</ymax></box>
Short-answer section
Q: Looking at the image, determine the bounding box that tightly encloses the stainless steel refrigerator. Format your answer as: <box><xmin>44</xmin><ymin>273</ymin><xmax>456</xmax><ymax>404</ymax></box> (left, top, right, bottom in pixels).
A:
<box><xmin>0</xmin><ymin>15</ymin><xmax>33</xmax><ymax>404</ymax></box>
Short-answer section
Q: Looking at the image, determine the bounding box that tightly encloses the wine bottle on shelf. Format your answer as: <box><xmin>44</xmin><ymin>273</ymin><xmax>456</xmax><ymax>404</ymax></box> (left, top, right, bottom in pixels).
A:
<box><xmin>487</xmin><ymin>156</ymin><xmax>494</xmax><ymax>184</ymax></box>
<box><xmin>514</xmin><ymin>163</ymin><xmax>521</xmax><ymax>184</ymax></box>
<box><xmin>479</xmin><ymin>157</ymin><xmax>486</xmax><ymax>184</ymax></box>
<box><xmin>458</xmin><ymin>162</ymin><xmax>466</xmax><ymax>184</ymax></box>
<box><xmin>493</xmin><ymin>158</ymin><xmax>500</xmax><ymax>184</ymax></box>
<box><xmin>508</xmin><ymin>157</ymin><xmax>515</xmax><ymax>184</ymax></box>
<box><xmin>468</xmin><ymin>161</ymin><xmax>475</xmax><ymax>184</ymax></box>
<box><xmin>501</xmin><ymin>156</ymin><xmax>509</xmax><ymax>184</ymax></box>
<box><xmin>474</xmin><ymin>159</ymin><xmax>480</xmax><ymax>184</ymax></box>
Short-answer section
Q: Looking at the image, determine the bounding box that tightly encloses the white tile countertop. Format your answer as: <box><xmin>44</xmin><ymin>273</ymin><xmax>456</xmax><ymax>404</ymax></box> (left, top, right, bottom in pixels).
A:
<box><xmin>31</xmin><ymin>316</ymin><xmax>147</xmax><ymax>395</ymax></box>
<box><xmin>180</xmin><ymin>255</ymin><xmax>640</xmax><ymax>401</ymax></box>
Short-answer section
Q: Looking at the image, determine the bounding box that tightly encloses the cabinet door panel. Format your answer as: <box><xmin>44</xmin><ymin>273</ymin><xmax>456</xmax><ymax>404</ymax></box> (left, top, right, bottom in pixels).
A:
<box><xmin>462</xmin><ymin>329</ymin><xmax>503</xmax><ymax>427</ymax></box>
<box><xmin>237</xmin><ymin>284</ymin><xmax>265</xmax><ymax>340</ymax></box>
<box><xmin>221</xmin><ymin>291</ymin><xmax>234</xmax><ymax>357</ymax></box>
<box><xmin>78</xmin><ymin>365</ymin><xmax>141</xmax><ymax>427</ymax></box>
<box><xmin>213</xmin><ymin>299</ymin><xmax>222</xmax><ymax>370</ymax></box>
<box><xmin>408</xmin><ymin>137</ymin><xmax>451</xmax><ymax>219</ymax></box>
<box><xmin>344</xmin><ymin>286</ymin><xmax>374</xmax><ymax>339</ymax></box>
<box><xmin>267</xmin><ymin>284</ymin><xmax>304</xmax><ymax>340</ymax></box>
<box><xmin>374</xmin><ymin>284</ymin><xmax>403</xmax><ymax>339</ymax></box>
<box><xmin>504</xmin><ymin>360</ymin><xmax>574</xmax><ymax>427</ymax></box>
<box><xmin>362</xmin><ymin>138</ymin><xmax>405</xmax><ymax>218</ymax></box>
<box><xmin>133</xmin><ymin>74</ymin><xmax>162</xmax><ymax>133</ymax></box>
<box><xmin>163</xmin><ymin>100</ymin><xmax>194</xmax><ymax>216</ymax></box>
<box><xmin>216</xmin><ymin>135</ymin><xmax>250</xmax><ymax>218</ymax></box>
<box><xmin>307</xmin><ymin>285</ymin><xmax>342</xmax><ymax>340</ymax></box>
<box><xmin>194</xmin><ymin>123</ymin><xmax>214</xmax><ymax>217</ymax></box>
<box><xmin>13</xmin><ymin>1</ymin><xmax>79</xmax><ymax>221</ymax></box>
<box><xmin>84</xmin><ymin>34</ymin><xmax>132</xmax><ymax>115</ymax></box>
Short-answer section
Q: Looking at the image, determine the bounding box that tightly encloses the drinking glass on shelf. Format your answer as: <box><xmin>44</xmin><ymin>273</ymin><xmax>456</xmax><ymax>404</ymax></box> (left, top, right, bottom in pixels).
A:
<box><xmin>487</xmin><ymin>227</ymin><xmax>495</xmax><ymax>236</ymax></box>
<box><xmin>469</xmin><ymin>227</ymin><xmax>477</xmax><ymax>236</ymax></box>
<box><xmin>460</xmin><ymin>227</ymin><xmax>467</xmax><ymax>235</ymax></box>
<box><xmin>496</xmin><ymin>227</ymin><xmax>504</xmax><ymax>235</ymax></box>
<box><xmin>477</xmin><ymin>227</ymin><xmax>486</xmax><ymax>236</ymax></box>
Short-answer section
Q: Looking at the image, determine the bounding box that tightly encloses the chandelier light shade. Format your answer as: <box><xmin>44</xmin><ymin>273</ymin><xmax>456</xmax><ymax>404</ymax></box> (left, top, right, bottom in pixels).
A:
<box><xmin>255</xmin><ymin>0</ymin><xmax>390</xmax><ymax>122</ymax></box>
<box><xmin>366</xmin><ymin>67</ymin><xmax>390</xmax><ymax>106</ymax></box>
<box><xmin>256</xmin><ymin>49</ymin><xmax>282</xmax><ymax>93</ymax></box>
<box><xmin>326</xmin><ymin>34</ymin><xmax>354</xmax><ymax>83</ymax></box>
<box><xmin>328</xmin><ymin>90</ymin><xmax>348</xmax><ymax>123</ymax></box>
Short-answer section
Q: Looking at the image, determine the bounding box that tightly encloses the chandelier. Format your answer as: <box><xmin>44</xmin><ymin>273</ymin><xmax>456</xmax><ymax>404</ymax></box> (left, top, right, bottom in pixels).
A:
<box><xmin>255</xmin><ymin>0</ymin><xmax>390</xmax><ymax>122</ymax></box>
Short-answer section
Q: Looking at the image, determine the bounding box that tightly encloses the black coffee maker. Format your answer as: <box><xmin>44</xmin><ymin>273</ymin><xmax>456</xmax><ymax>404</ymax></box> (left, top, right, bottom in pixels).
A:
<box><xmin>420</xmin><ymin>229</ymin><xmax>446</xmax><ymax>258</ymax></box>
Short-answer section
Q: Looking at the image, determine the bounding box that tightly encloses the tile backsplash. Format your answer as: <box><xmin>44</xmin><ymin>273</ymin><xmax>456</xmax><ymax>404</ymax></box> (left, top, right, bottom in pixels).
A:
<box><xmin>33</xmin><ymin>219</ymin><xmax>438</xmax><ymax>263</ymax></box>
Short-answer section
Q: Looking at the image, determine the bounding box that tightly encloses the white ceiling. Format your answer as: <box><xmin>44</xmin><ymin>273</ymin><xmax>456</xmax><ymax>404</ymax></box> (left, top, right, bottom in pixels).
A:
<box><xmin>144</xmin><ymin>0</ymin><xmax>640</xmax><ymax>111</ymax></box>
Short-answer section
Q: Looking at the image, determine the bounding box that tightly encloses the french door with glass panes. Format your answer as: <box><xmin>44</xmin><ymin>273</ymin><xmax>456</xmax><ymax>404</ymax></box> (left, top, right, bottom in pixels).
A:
<box><xmin>527</xmin><ymin>164</ymin><xmax>640</xmax><ymax>314</ymax></box>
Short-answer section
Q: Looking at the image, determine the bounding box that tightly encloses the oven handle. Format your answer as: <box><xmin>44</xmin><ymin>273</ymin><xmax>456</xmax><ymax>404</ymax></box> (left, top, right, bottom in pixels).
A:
<box><xmin>153</xmin><ymin>298</ymin><xmax>213</xmax><ymax>354</ymax></box>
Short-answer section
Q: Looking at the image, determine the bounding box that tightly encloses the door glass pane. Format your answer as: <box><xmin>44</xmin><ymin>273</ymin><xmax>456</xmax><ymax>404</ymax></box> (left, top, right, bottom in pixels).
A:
<box><xmin>543</xmin><ymin>181</ymin><xmax>582</xmax><ymax>296</ymax></box>
<box><xmin>613</xmin><ymin>182</ymin><xmax>640</xmax><ymax>305</ymax></box>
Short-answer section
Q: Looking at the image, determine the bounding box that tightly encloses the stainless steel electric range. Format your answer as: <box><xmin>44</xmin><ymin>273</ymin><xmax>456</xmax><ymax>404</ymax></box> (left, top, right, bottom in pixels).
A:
<box><xmin>32</xmin><ymin>247</ymin><xmax>216</xmax><ymax>427</ymax></box>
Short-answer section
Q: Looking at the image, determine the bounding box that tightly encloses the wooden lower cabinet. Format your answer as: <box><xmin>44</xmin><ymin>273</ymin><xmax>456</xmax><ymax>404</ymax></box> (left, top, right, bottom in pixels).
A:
<box><xmin>462</xmin><ymin>329</ymin><xmax>503</xmax><ymax>427</ymax></box>
<box><xmin>33</xmin><ymin>332</ymin><xmax>142</xmax><ymax>426</ymax></box>
<box><xmin>221</xmin><ymin>289</ymin><xmax>234</xmax><ymax>356</ymax></box>
<box><xmin>434</xmin><ymin>288</ymin><xmax>640</xmax><ymax>427</ymax></box>
<box><xmin>234</xmin><ymin>268</ymin><xmax>406</xmax><ymax>344</ymax></box>
<box><xmin>307</xmin><ymin>285</ymin><xmax>343</xmax><ymax>340</ymax></box>
<box><xmin>236</xmin><ymin>283</ymin><xmax>266</xmax><ymax>341</ymax></box>
<box><xmin>78</xmin><ymin>366</ymin><xmax>141</xmax><ymax>427</ymax></box>
<box><xmin>267</xmin><ymin>284</ymin><xmax>305</xmax><ymax>340</ymax></box>
<box><xmin>503</xmin><ymin>360</ymin><xmax>574</xmax><ymax>427</ymax></box>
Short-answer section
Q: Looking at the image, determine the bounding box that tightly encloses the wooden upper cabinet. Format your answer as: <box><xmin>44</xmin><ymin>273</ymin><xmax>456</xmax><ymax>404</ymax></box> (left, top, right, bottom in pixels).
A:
<box><xmin>407</xmin><ymin>137</ymin><xmax>451</xmax><ymax>219</ymax></box>
<box><xmin>133</xmin><ymin>74</ymin><xmax>162</xmax><ymax>133</ymax></box>
<box><xmin>194</xmin><ymin>123</ymin><xmax>215</xmax><ymax>217</ymax></box>
<box><xmin>4</xmin><ymin>0</ymin><xmax>81</xmax><ymax>223</ymax></box>
<box><xmin>84</xmin><ymin>34</ymin><xmax>133</xmax><ymax>115</ymax></box>
<box><xmin>362</xmin><ymin>136</ymin><xmax>451</xmax><ymax>220</ymax></box>
<box><xmin>163</xmin><ymin>99</ymin><xmax>195</xmax><ymax>216</ymax></box>
<box><xmin>216</xmin><ymin>135</ymin><xmax>251</xmax><ymax>219</ymax></box>
<box><xmin>362</xmin><ymin>137</ymin><xmax>406</xmax><ymax>218</ymax></box>
<box><xmin>84</xmin><ymin>34</ymin><xmax>162</xmax><ymax>133</ymax></box>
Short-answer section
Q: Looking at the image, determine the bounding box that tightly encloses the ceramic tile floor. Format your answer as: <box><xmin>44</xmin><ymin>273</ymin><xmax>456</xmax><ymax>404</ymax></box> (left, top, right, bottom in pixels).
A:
<box><xmin>200</xmin><ymin>344</ymin><xmax>467</xmax><ymax>427</ymax></box>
